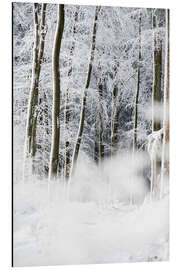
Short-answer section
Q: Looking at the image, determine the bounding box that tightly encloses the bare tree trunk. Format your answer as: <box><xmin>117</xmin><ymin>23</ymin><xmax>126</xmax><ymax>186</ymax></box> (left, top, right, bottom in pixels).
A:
<box><xmin>64</xmin><ymin>89</ymin><xmax>70</xmax><ymax>179</ymax></box>
<box><xmin>160</xmin><ymin>9</ymin><xmax>169</xmax><ymax>198</ymax></box>
<box><xmin>25</xmin><ymin>3</ymin><xmax>39</xmax><ymax>160</ymax></box>
<box><xmin>23</xmin><ymin>4</ymin><xmax>48</xmax><ymax>179</ymax></box>
<box><xmin>64</xmin><ymin>7</ymin><xmax>79</xmax><ymax>180</ymax></box>
<box><xmin>109</xmin><ymin>64</ymin><xmax>119</xmax><ymax>156</ymax></box>
<box><xmin>49</xmin><ymin>5</ymin><xmax>65</xmax><ymax>179</ymax></box>
<box><xmin>31</xmin><ymin>3</ymin><xmax>47</xmax><ymax>168</ymax></box>
<box><xmin>151</xmin><ymin>10</ymin><xmax>163</xmax><ymax>199</ymax></box>
<box><xmin>97</xmin><ymin>64</ymin><xmax>104</xmax><ymax>162</ymax></box>
<box><xmin>43</xmin><ymin>92</ymin><xmax>49</xmax><ymax>177</ymax></box>
<box><xmin>111</xmin><ymin>81</ymin><xmax>122</xmax><ymax>155</ymax></box>
<box><xmin>98</xmin><ymin>82</ymin><xmax>105</xmax><ymax>161</ymax></box>
<box><xmin>70</xmin><ymin>6</ymin><xmax>101</xmax><ymax>177</ymax></box>
<box><xmin>152</xmin><ymin>15</ymin><xmax>162</xmax><ymax>132</ymax></box>
<box><xmin>94</xmin><ymin>121</ymin><xmax>100</xmax><ymax>164</ymax></box>
<box><xmin>133</xmin><ymin>10</ymin><xmax>142</xmax><ymax>152</ymax></box>
<box><xmin>164</xmin><ymin>10</ymin><xmax>170</xmax><ymax>176</ymax></box>
<box><xmin>23</xmin><ymin>3</ymin><xmax>47</xmax><ymax>179</ymax></box>
<box><xmin>111</xmin><ymin>103</ymin><xmax>121</xmax><ymax>152</ymax></box>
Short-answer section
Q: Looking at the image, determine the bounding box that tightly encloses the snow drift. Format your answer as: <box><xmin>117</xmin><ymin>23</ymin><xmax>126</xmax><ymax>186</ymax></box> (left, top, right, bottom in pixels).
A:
<box><xmin>13</xmin><ymin>152</ymin><xmax>169</xmax><ymax>266</ymax></box>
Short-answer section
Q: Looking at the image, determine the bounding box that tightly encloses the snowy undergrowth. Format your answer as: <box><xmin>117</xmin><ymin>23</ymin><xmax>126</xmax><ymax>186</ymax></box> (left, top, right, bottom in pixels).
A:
<box><xmin>68</xmin><ymin>152</ymin><xmax>151</xmax><ymax>205</ymax></box>
<box><xmin>14</xmin><ymin>177</ymin><xmax>169</xmax><ymax>266</ymax></box>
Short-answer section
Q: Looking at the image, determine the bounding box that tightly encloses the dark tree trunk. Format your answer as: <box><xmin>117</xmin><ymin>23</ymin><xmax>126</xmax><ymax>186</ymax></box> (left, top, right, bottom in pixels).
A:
<box><xmin>151</xmin><ymin>9</ymin><xmax>163</xmax><ymax>199</ymax></box>
<box><xmin>43</xmin><ymin>92</ymin><xmax>49</xmax><ymax>177</ymax></box>
<box><xmin>164</xmin><ymin>10</ymin><xmax>170</xmax><ymax>175</ymax></box>
<box><xmin>97</xmin><ymin>65</ymin><xmax>104</xmax><ymax>161</ymax></box>
<box><xmin>133</xmin><ymin>10</ymin><xmax>142</xmax><ymax>152</ymax></box>
<box><xmin>49</xmin><ymin>5</ymin><xmax>65</xmax><ymax>179</ymax></box>
<box><xmin>70</xmin><ymin>6</ymin><xmax>101</xmax><ymax>176</ymax></box>
<box><xmin>26</xmin><ymin>3</ymin><xmax>39</xmax><ymax>158</ymax></box>
<box><xmin>31</xmin><ymin>3</ymin><xmax>47</xmax><ymax>169</ymax></box>
<box><xmin>153</xmin><ymin>14</ymin><xmax>162</xmax><ymax>132</ymax></box>
<box><xmin>24</xmin><ymin>3</ymin><xmax>47</xmax><ymax>176</ymax></box>
<box><xmin>64</xmin><ymin>7</ymin><xmax>79</xmax><ymax>180</ymax></box>
<box><xmin>94</xmin><ymin>121</ymin><xmax>100</xmax><ymax>164</ymax></box>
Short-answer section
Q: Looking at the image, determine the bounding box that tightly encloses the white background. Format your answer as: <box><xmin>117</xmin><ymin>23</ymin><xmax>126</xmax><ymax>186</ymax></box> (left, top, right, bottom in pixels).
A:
<box><xmin>0</xmin><ymin>0</ymin><xmax>179</xmax><ymax>269</ymax></box>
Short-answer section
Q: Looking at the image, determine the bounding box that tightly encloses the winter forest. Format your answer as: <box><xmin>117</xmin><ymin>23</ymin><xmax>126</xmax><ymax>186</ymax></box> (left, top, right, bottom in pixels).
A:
<box><xmin>13</xmin><ymin>2</ymin><xmax>169</xmax><ymax>267</ymax></box>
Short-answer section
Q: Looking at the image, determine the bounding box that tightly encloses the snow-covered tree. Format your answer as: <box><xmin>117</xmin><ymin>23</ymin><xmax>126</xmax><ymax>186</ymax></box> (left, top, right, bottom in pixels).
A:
<box><xmin>23</xmin><ymin>3</ymin><xmax>47</xmax><ymax>176</ymax></box>
<box><xmin>13</xmin><ymin>4</ymin><xmax>169</xmax><ymax>264</ymax></box>
<box><xmin>70</xmin><ymin>6</ymin><xmax>101</xmax><ymax>177</ymax></box>
<box><xmin>13</xmin><ymin>3</ymin><xmax>168</xmax><ymax>198</ymax></box>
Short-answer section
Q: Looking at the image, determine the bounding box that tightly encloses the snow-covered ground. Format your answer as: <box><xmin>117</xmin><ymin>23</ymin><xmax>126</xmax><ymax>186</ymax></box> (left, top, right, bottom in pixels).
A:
<box><xmin>13</xmin><ymin>180</ymin><xmax>169</xmax><ymax>267</ymax></box>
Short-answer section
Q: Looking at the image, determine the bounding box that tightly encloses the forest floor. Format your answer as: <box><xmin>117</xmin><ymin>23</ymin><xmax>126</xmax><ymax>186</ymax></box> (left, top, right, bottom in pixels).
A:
<box><xmin>13</xmin><ymin>181</ymin><xmax>169</xmax><ymax>267</ymax></box>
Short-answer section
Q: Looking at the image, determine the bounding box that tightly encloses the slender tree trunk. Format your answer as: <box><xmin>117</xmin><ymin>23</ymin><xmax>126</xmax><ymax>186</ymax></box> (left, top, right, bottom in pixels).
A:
<box><xmin>151</xmin><ymin>10</ymin><xmax>163</xmax><ymax>199</ymax></box>
<box><xmin>64</xmin><ymin>7</ymin><xmax>79</xmax><ymax>180</ymax></box>
<box><xmin>110</xmin><ymin>66</ymin><xmax>119</xmax><ymax>156</ymax></box>
<box><xmin>49</xmin><ymin>5</ymin><xmax>65</xmax><ymax>179</ymax></box>
<box><xmin>98</xmin><ymin>83</ymin><xmax>105</xmax><ymax>161</ymax></box>
<box><xmin>97</xmin><ymin>65</ymin><xmax>104</xmax><ymax>161</ymax></box>
<box><xmin>64</xmin><ymin>90</ymin><xmax>70</xmax><ymax>179</ymax></box>
<box><xmin>111</xmin><ymin>81</ymin><xmax>122</xmax><ymax>155</ymax></box>
<box><xmin>31</xmin><ymin>3</ymin><xmax>47</xmax><ymax>164</ymax></box>
<box><xmin>160</xmin><ymin>9</ymin><xmax>169</xmax><ymax>198</ymax></box>
<box><xmin>23</xmin><ymin>3</ymin><xmax>47</xmax><ymax>178</ymax></box>
<box><xmin>164</xmin><ymin>10</ymin><xmax>170</xmax><ymax>176</ymax></box>
<box><xmin>43</xmin><ymin>92</ymin><xmax>49</xmax><ymax>176</ymax></box>
<box><xmin>129</xmin><ymin>14</ymin><xmax>142</xmax><ymax>202</ymax></box>
<box><xmin>25</xmin><ymin>3</ymin><xmax>39</xmax><ymax>159</ymax></box>
<box><xmin>70</xmin><ymin>6</ymin><xmax>101</xmax><ymax>177</ymax></box>
<box><xmin>111</xmin><ymin>102</ymin><xmax>121</xmax><ymax>152</ymax></box>
<box><xmin>133</xmin><ymin>11</ymin><xmax>142</xmax><ymax>152</ymax></box>
<box><xmin>94</xmin><ymin>121</ymin><xmax>100</xmax><ymax>164</ymax></box>
<box><xmin>152</xmin><ymin>15</ymin><xmax>162</xmax><ymax>132</ymax></box>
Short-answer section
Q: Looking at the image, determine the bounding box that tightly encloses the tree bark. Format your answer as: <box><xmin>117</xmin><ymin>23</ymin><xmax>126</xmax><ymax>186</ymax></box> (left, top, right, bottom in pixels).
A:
<box><xmin>70</xmin><ymin>6</ymin><xmax>101</xmax><ymax>176</ymax></box>
<box><xmin>97</xmin><ymin>64</ymin><xmax>104</xmax><ymax>162</ymax></box>
<box><xmin>160</xmin><ymin>9</ymin><xmax>169</xmax><ymax>198</ymax></box>
<box><xmin>31</xmin><ymin>3</ymin><xmax>47</xmax><ymax>161</ymax></box>
<box><xmin>152</xmin><ymin>14</ymin><xmax>162</xmax><ymax>132</ymax></box>
<box><xmin>64</xmin><ymin>7</ymin><xmax>79</xmax><ymax>180</ymax></box>
<box><xmin>94</xmin><ymin>121</ymin><xmax>100</xmax><ymax>164</ymax></box>
<box><xmin>49</xmin><ymin>4</ymin><xmax>65</xmax><ymax>179</ymax></box>
<box><xmin>111</xmin><ymin>101</ymin><xmax>121</xmax><ymax>153</ymax></box>
<box><xmin>133</xmin><ymin>10</ymin><xmax>142</xmax><ymax>152</ymax></box>
<box><xmin>98</xmin><ymin>82</ymin><xmax>105</xmax><ymax>161</ymax></box>
<box><xmin>151</xmin><ymin>10</ymin><xmax>163</xmax><ymax>199</ymax></box>
<box><xmin>25</xmin><ymin>3</ymin><xmax>39</xmax><ymax>158</ymax></box>
<box><xmin>23</xmin><ymin>3</ymin><xmax>47</xmax><ymax>178</ymax></box>
<box><xmin>43</xmin><ymin>92</ymin><xmax>49</xmax><ymax>176</ymax></box>
<box><xmin>164</xmin><ymin>10</ymin><xmax>170</xmax><ymax>175</ymax></box>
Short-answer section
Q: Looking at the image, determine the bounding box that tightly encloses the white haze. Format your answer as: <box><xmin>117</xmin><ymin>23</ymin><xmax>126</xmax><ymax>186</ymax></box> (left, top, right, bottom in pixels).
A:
<box><xmin>13</xmin><ymin>151</ymin><xmax>169</xmax><ymax>266</ymax></box>
<box><xmin>69</xmin><ymin>152</ymin><xmax>150</xmax><ymax>204</ymax></box>
<box><xmin>143</xmin><ymin>101</ymin><xmax>164</xmax><ymax>123</ymax></box>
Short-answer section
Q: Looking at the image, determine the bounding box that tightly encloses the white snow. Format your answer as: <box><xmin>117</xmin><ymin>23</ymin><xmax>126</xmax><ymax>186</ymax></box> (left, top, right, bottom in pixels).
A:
<box><xmin>12</xmin><ymin>5</ymin><xmax>169</xmax><ymax>267</ymax></box>
<box><xmin>147</xmin><ymin>129</ymin><xmax>163</xmax><ymax>161</ymax></box>
<box><xmin>13</xmin><ymin>178</ymin><xmax>169</xmax><ymax>267</ymax></box>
